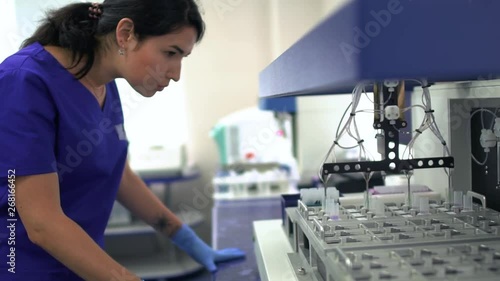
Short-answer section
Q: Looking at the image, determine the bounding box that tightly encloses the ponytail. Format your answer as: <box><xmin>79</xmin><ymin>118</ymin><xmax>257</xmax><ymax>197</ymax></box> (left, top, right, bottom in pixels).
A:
<box><xmin>21</xmin><ymin>3</ymin><xmax>101</xmax><ymax>78</ymax></box>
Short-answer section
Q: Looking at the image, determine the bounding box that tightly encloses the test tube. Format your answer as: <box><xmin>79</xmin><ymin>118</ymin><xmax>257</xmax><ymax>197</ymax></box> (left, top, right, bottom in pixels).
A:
<box><xmin>418</xmin><ymin>197</ymin><xmax>430</xmax><ymax>215</ymax></box>
<box><xmin>411</xmin><ymin>193</ymin><xmax>420</xmax><ymax>210</ymax></box>
<box><xmin>324</xmin><ymin>198</ymin><xmax>337</xmax><ymax>219</ymax></box>
<box><xmin>453</xmin><ymin>191</ymin><xmax>463</xmax><ymax>207</ymax></box>
<box><xmin>325</xmin><ymin>187</ymin><xmax>340</xmax><ymax>220</ymax></box>
<box><xmin>463</xmin><ymin>194</ymin><xmax>473</xmax><ymax>212</ymax></box>
<box><xmin>333</xmin><ymin>188</ymin><xmax>340</xmax><ymax>203</ymax></box>
<box><xmin>447</xmin><ymin>171</ymin><xmax>454</xmax><ymax>207</ymax></box>
<box><xmin>325</xmin><ymin>198</ymin><xmax>332</xmax><ymax>216</ymax></box>
<box><xmin>331</xmin><ymin>202</ymin><xmax>340</xmax><ymax>220</ymax></box>
<box><xmin>363</xmin><ymin>190</ymin><xmax>371</xmax><ymax>211</ymax></box>
<box><xmin>403</xmin><ymin>187</ymin><xmax>412</xmax><ymax>210</ymax></box>
<box><xmin>404</xmin><ymin>170</ymin><xmax>413</xmax><ymax>209</ymax></box>
<box><xmin>321</xmin><ymin>187</ymin><xmax>327</xmax><ymax>210</ymax></box>
<box><xmin>373</xmin><ymin>198</ymin><xmax>387</xmax><ymax>218</ymax></box>
<box><xmin>363</xmin><ymin>176</ymin><xmax>371</xmax><ymax>211</ymax></box>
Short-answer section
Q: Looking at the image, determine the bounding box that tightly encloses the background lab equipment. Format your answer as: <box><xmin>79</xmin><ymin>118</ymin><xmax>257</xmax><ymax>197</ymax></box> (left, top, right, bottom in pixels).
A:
<box><xmin>254</xmin><ymin>1</ymin><xmax>500</xmax><ymax>280</ymax></box>
<box><xmin>211</xmin><ymin>106</ymin><xmax>299</xmax><ymax>198</ymax></box>
<box><xmin>209</xmin><ymin>104</ymin><xmax>300</xmax><ymax>280</ymax></box>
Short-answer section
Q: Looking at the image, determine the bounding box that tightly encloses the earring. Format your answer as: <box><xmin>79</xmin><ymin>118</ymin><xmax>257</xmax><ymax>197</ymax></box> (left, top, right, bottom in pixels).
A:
<box><xmin>118</xmin><ymin>44</ymin><xmax>125</xmax><ymax>56</ymax></box>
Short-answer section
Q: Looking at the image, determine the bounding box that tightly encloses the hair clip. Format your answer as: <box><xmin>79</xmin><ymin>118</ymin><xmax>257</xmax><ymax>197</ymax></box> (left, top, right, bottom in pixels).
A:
<box><xmin>88</xmin><ymin>3</ymin><xmax>103</xmax><ymax>20</ymax></box>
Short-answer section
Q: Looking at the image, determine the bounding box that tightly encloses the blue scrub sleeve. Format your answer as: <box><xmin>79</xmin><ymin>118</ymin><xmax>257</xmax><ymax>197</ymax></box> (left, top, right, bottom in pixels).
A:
<box><xmin>0</xmin><ymin>69</ymin><xmax>57</xmax><ymax>176</ymax></box>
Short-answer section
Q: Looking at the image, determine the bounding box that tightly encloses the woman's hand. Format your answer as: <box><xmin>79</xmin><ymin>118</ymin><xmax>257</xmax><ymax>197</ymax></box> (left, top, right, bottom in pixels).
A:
<box><xmin>171</xmin><ymin>224</ymin><xmax>246</xmax><ymax>272</ymax></box>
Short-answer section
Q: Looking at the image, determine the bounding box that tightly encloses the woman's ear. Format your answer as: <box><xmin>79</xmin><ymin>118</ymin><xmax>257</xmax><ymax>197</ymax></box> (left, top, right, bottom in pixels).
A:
<box><xmin>115</xmin><ymin>18</ymin><xmax>136</xmax><ymax>49</ymax></box>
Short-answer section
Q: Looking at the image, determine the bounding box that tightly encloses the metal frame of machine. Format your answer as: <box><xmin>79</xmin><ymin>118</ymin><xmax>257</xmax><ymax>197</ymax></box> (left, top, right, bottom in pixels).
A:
<box><xmin>321</xmin><ymin>81</ymin><xmax>454</xmax><ymax>177</ymax></box>
<box><xmin>283</xmin><ymin>200</ymin><xmax>500</xmax><ymax>281</ymax></box>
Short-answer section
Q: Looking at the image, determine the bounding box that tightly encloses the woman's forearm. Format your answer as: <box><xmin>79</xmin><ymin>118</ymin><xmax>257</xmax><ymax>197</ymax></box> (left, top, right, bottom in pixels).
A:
<box><xmin>116</xmin><ymin>163</ymin><xmax>182</xmax><ymax>237</ymax></box>
<box><xmin>31</xmin><ymin>213</ymin><xmax>140</xmax><ymax>281</ymax></box>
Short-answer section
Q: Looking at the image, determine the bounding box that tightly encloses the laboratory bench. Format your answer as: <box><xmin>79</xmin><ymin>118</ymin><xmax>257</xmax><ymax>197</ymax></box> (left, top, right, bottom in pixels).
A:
<box><xmin>143</xmin><ymin>197</ymin><xmax>284</xmax><ymax>281</ymax></box>
<box><xmin>210</xmin><ymin>197</ymin><xmax>283</xmax><ymax>281</ymax></box>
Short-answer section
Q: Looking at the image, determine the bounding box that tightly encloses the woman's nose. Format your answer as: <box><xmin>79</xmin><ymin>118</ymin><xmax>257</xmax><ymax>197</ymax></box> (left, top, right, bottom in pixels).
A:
<box><xmin>168</xmin><ymin>61</ymin><xmax>182</xmax><ymax>82</ymax></box>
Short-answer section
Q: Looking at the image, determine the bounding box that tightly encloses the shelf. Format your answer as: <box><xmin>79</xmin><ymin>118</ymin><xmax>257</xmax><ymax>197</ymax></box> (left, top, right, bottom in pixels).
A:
<box><xmin>105</xmin><ymin>223</ymin><xmax>154</xmax><ymax>236</ymax></box>
<box><xmin>137</xmin><ymin>169</ymin><xmax>200</xmax><ymax>185</ymax></box>
<box><xmin>135</xmin><ymin>168</ymin><xmax>182</xmax><ymax>180</ymax></box>
<box><xmin>213</xmin><ymin>192</ymin><xmax>283</xmax><ymax>201</ymax></box>
<box><xmin>105</xmin><ymin>210</ymin><xmax>204</xmax><ymax>236</ymax></box>
<box><xmin>259</xmin><ymin>0</ymin><xmax>500</xmax><ymax>98</ymax></box>
<box><xmin>116</xmin><ymin>252</ymin><xmax>203</xmax><ymax>280</ymax></box>
<box><xmin>213</xmin><ymin>189</ymin><xmax>295</xmax><ymax>201</ymax></box>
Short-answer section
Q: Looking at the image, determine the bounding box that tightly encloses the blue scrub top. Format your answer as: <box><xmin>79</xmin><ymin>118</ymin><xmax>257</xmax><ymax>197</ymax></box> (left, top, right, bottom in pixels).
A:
<box><xmin>0</xmin><ymin>42</ymin><xmax>129</xmax><ymax>280</ymax></box>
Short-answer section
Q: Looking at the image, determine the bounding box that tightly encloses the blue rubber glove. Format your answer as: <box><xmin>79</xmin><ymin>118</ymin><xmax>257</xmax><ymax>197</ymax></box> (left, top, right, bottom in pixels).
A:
<box><xmin>171</xmin><ymin>224</ymin><xmax>246</xmax><ymax>272</ymax></box>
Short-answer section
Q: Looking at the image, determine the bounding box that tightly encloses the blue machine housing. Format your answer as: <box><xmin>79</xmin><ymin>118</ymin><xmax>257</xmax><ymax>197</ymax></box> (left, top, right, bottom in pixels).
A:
<box><xmin>258</xmin><ymin>96</ymin><xmax>296</xmax><ymax>113</ymax></box>
<box><xmin>259</xmin><ymin>0</ymin><xmax>500</xmax><ymax>98</ymax></box>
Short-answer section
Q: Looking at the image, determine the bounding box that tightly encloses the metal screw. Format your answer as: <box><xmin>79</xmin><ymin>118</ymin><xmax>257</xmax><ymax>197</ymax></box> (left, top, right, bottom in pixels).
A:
<box><xmin>297</xmin><ymin>267</ymin><xmax>306</xmax><ymax>275</ymax></box>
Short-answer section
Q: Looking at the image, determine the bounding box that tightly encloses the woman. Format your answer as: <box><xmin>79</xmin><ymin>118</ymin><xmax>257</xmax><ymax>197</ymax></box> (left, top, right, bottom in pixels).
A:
<box><xmin>0</xmin><ymin>1</ymin><xmax>244</xmax><ymax>280</ymax></box>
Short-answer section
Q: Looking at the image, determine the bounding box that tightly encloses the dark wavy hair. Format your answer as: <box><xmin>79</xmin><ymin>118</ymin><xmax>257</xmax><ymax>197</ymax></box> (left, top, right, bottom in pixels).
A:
<box><xmin>21</xmin><ymin>0</ymin><xmax>205</xmax><ymax>78</ymax></box>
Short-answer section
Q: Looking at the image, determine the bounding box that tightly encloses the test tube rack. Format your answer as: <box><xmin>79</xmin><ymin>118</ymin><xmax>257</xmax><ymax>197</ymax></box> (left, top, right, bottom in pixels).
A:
<box><xmin>284</xmin><ymin>200</ymin><xmax>500</xmax><ymax>281</ymax></box>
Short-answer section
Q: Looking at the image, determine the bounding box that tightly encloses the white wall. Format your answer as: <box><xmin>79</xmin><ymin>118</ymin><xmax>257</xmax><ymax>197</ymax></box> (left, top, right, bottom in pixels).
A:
<box><xmin>180</xmin><ymin>0</ymin><xmax>350</xmax><ymax>202</ymax></box>
<box><xmin>116</xmin><ymin>78</ymin><xmax>188</xmax><ymax>172</ymax></box>
<box><xmin>0</xmin><ymin>0</ymin><xmax>17</xmax><ymax>62</ymax></box>
<box><xmin>321</xmin><ymin>0</ymin><xmax>351</xmax><ymax>17</ymax></box>
<box><xmin>0</xmin><ymin>0</ymin><xmax>77</xmax><ymax>61</ymax></box>
<box><xmin>296</xmin><ymin>93</ymin><xmax>379</xmax><ymax>184</ymax></box>
<box><xmin>269</xmin><ymin>0</ymin><xmax>324</xmax><ymax>60</ymax></box>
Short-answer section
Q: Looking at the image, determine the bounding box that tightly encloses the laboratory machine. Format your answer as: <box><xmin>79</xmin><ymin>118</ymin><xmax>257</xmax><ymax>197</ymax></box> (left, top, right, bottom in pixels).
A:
<box><xmin>254</xmin><ymin>0</ymin><xmax>500</xmax><ymax>280</ymax></box>
<box><xmin>210</xmin><ymin>106</ymin><xmax>300</xmax><ymax>198</ymax></box>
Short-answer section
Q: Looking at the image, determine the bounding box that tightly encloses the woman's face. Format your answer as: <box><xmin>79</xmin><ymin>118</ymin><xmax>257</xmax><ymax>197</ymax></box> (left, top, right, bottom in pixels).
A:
<box><xmin>121</xmin><ymin>26</ymin><xmax>197</xmax><ymax>97</ymax></box>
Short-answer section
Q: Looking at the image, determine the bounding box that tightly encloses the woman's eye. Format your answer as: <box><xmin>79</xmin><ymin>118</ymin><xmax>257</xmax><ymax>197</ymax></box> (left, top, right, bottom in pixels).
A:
<box><xmin>165</xmin><ymin>51</ymin><xmax>176</xmax><ymax>57</ymax></box>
